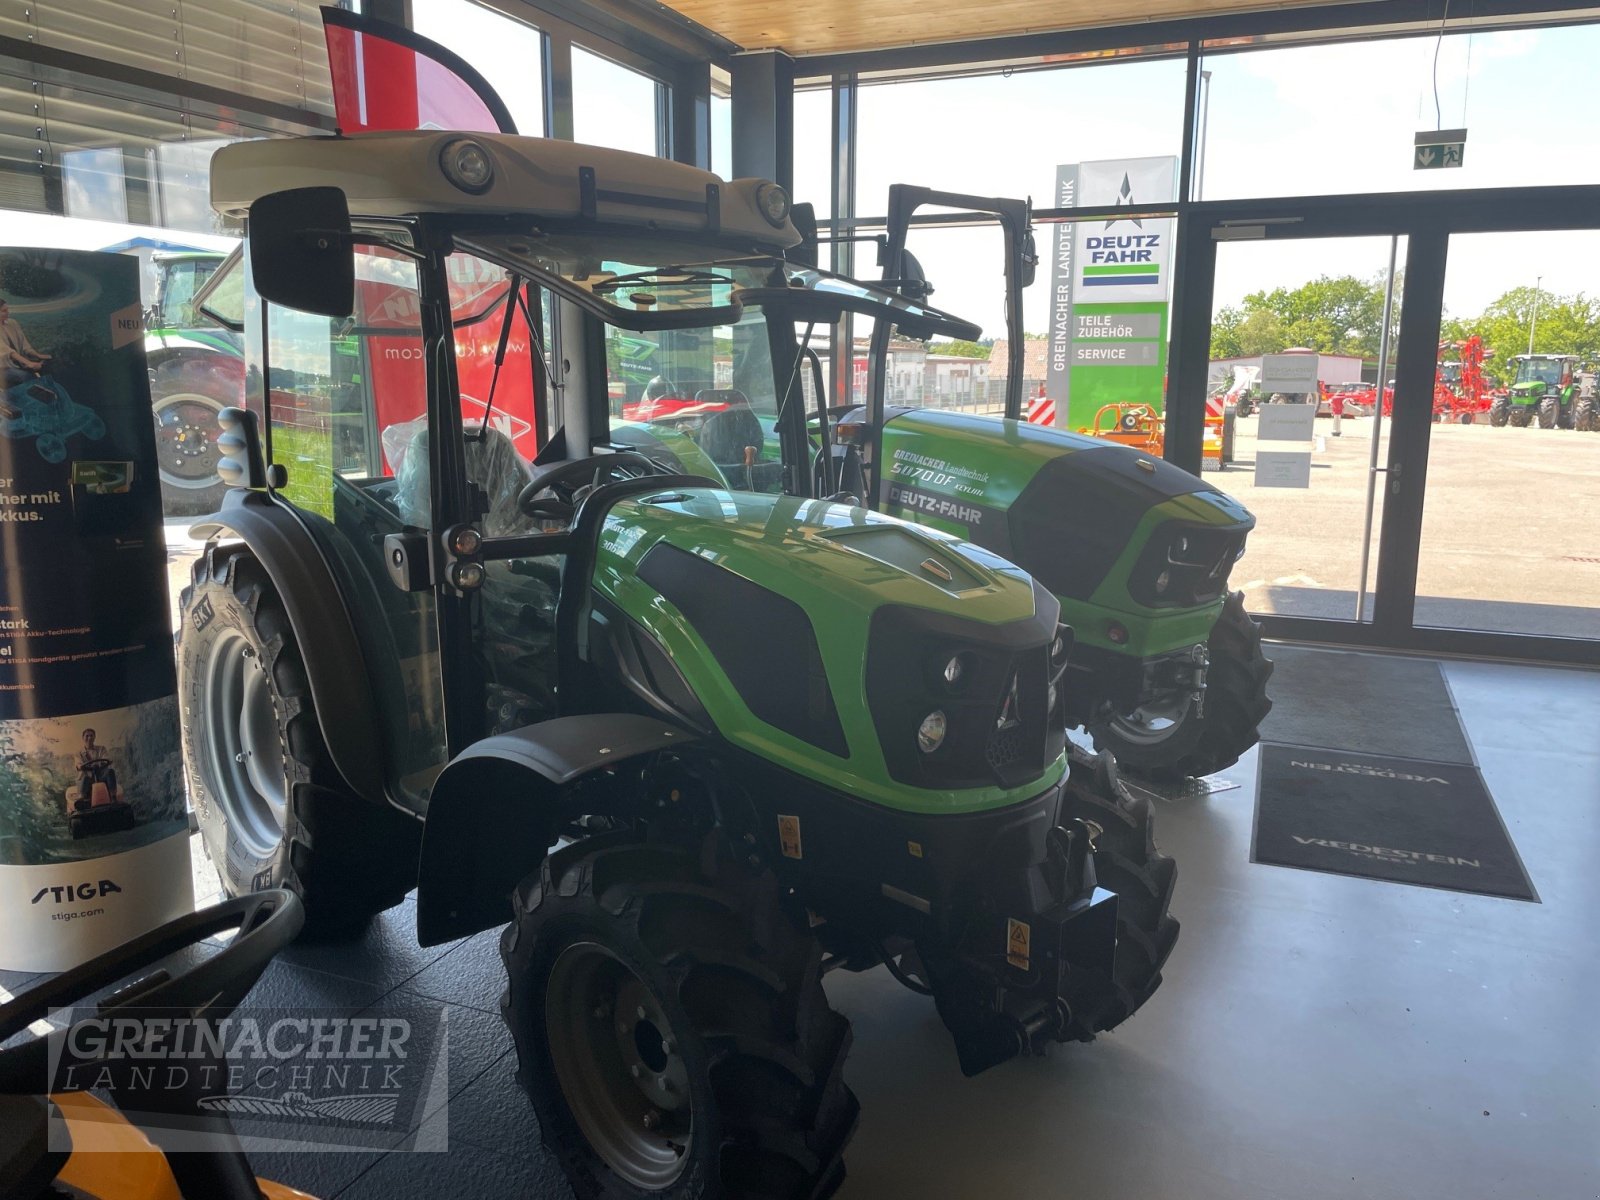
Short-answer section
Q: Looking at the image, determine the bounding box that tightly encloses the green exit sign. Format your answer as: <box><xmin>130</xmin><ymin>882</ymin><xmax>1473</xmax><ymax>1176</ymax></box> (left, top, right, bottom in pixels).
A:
<box><xmin>1415</xmin><ymin>129</ymin><xmax>1467</xmax><ymax>170</ymax></box>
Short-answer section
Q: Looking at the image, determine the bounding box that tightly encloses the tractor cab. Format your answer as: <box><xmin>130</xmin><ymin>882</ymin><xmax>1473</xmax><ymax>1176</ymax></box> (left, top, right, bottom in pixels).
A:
<box><xmin>192</xmin><ymin>129</ymin><xmax>985</xmax><ymax>819</ymax></box>
<box><xmin>1510</xmin><ymin>353</ymin><xmax>1576</xmax><ymax>396</ymax></box>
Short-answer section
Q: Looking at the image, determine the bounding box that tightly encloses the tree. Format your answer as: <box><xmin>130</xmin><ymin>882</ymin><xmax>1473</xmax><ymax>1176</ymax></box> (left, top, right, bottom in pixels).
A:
<box><xmin>1441</xmin><ymin>287</ymin><xmax>1600</xmax><ymax>385</ymax></box>
<box><xmin>1210</xmin><ymin>273</ymin><xmax>1392</xmax><ymax>360</ymax></box>
<box><xmin>1211</xmin><ymin>306</ymin><xmax>1287</xmax><ymax>359</ymax></box>
<box><xmin>927</xmin><ymin>339</ymin><xmax>991</xmax><ymax>359</ymax></box>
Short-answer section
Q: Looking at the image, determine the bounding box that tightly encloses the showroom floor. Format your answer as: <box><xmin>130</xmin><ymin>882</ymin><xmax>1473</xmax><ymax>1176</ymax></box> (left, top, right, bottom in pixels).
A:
<box><xmin>12</xmin><ymin>652</ymin><xmax>1598</xmax><ymax>1198</ymax></box>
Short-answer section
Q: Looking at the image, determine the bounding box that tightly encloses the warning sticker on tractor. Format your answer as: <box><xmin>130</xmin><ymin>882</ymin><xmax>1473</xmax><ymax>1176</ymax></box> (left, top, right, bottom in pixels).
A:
<box><xmin>1006</xmin><ymin>918</ymin><xmax>1031</xmax><ymax>970</ymax></box>
<box><xmin>778</xmin><ymin>815</ymin><xmax>803</xmax><ymax>859</ymax></box>
<box><xmin>907</xmin><ymin>841</ymin><xmax>924</xmax><ymax>858</ymax></box>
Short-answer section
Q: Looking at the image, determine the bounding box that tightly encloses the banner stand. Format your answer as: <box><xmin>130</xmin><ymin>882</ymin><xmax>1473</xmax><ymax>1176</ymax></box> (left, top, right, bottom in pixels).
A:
<box><xmin>0</xmin><ymin>248</ymin><xmax>193</xmax><ymax>973</ymax></box>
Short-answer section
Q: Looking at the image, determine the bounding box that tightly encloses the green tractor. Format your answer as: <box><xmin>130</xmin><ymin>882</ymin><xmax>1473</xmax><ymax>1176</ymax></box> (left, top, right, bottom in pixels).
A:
<box><xmin>1492</xmin><ymin>353</ymin><xmax>1581</xmax><ymax>428</ymax></box>
<box><xmin>179</xmin><ymin>129</ymin><xmax>1179</xmax><ymax>1198</ymax></box>
<box><xmin>825</xmin><ymin>185</ymin><xmax>1271</xmax><ymax>781</ymax></box>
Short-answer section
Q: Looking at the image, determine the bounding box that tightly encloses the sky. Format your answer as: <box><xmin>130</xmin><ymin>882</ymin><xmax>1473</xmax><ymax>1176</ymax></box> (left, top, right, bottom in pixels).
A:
<box><xmin>787</xmin><ymin>24</ymin><xmax>1600</xmax><ymax>341</ymax></box>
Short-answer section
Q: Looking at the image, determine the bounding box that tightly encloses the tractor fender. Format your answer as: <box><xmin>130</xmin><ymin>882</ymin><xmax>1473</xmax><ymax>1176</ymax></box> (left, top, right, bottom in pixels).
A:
<box><xmin>190</xmin><ymin>489</ymin><xmax>386</xmax><ymax>805</ymax></box>
<box><xmin>415</xmin><ymin>714</ymin><xmax>697</xmax><ymax>946</ymax></box>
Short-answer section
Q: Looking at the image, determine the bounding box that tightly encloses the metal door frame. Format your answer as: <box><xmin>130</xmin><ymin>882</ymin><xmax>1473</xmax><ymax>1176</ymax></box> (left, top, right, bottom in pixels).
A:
<box><xmin>1166</xmin><ymin>184</ymin><xmax>1600</xmax><ymax>667</ymax></box>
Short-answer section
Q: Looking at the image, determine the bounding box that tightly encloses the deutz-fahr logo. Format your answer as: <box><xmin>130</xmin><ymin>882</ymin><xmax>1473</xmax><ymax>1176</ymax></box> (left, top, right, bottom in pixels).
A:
<box><xmin>32</xmin><ymin>880</ymin><xmax>122</xmax><ymax>905</ymax></box>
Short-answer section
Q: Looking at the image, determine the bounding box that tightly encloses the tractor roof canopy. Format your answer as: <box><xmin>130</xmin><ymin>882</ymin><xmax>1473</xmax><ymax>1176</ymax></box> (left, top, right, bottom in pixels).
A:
<box><xmin>210</xmin><ymin>131</ymin><xmax>800</xmax><ymax>252</ymax></box>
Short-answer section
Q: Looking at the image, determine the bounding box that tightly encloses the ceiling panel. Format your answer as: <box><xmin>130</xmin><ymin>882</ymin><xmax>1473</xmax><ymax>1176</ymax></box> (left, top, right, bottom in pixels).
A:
<box><xmin>664</xmin><ymin>0</ymin><xmax>1367</xmax><ymax>56</ymax></box>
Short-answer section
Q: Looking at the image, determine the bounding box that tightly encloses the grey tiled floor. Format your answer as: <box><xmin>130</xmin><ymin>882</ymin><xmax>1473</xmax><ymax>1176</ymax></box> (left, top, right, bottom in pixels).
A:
<box><xmin>21</xmin><ymin>650</ymin><xmax>1600</xmax><ymax>1198</ymax></box>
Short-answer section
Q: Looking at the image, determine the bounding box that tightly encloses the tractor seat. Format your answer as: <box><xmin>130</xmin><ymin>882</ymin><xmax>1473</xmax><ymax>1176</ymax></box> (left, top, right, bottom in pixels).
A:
<box><xmin>697</xmin><ymin>405</ymin><xmax>781</xmax><ymax>490</ymax></box>
<box><xmin>390</xmin><ymin>421</ymin><xmax>539</xmax><ymax>538</ymax></box>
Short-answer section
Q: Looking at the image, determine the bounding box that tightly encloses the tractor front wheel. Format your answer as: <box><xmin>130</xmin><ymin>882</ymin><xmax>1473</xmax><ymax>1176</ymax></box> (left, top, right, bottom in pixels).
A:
<box><xmin>177</xmin><ymin>545</ymin><xmax>420</xmax><ymax>939</ymax></box>
<box><xmin>1488</xmin><ymin>398</ymin><xmax>1509</xmax><ymax>427</ymax></box>
<box><xmin>1089</xmin><ymin>590</ymin><xmax>1273</xmax><ymax>782</ymax></box>
<box><xmin>1537</xmin><ymin>397</ymin><xmax>1560</xmax><ymax>429</ymax></box>
<box><xmin>503</xmin><ymin>838</ymin><xmax>858</xmax><ymax>1200</ymax></box>
<box><xmin>1060</xmin><ymin>744</ymin><xmax>1180</xmax><ymax>1031</ymax></box>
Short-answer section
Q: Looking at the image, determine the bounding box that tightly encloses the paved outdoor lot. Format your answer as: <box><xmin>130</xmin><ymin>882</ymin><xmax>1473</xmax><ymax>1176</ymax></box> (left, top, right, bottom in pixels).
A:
<box><xmin>1220</xmin><ymin>414</ymin><xmax>1600</xmax><ymax>639</ymax></box>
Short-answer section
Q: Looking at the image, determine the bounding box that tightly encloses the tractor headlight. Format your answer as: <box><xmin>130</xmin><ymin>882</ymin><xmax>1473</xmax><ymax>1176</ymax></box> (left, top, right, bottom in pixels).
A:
<box><xmin>754</xmin><ymin>182</ymin><xmax>791</xmax><ymax>227</ymax></box>
<box><xmin>917</xmin><ymin>710</ymin><xmax>947</xmax><ymax>754</ymax></box>
<box><xmin>440</xmin><ymin>138</ymin><xmax>495</xmax><ymax>194</ymax></box>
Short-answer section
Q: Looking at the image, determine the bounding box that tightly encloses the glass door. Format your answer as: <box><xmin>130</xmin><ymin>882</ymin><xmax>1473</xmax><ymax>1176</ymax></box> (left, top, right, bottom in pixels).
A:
<box><xmin>1204</xmin><ymin>231</ymin><xmax>1407</xmax><ymax>625</ymax></box>
<box><xmin>1415</xmin><ymin>229</ymin><xmax>1600</xmax><ymax>641</ymax></box>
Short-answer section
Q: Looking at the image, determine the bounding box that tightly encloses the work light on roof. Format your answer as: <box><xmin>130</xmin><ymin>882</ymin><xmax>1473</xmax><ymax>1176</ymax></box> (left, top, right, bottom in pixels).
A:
<box><xmin>755</xmin><ymin>182</ymin><xmax>791</xmax><ymax>227</ymax></box>
<box><xmin>440</xmin><ymin>138</ymin><xmax>495</xmax><ymax>194</ymax></box>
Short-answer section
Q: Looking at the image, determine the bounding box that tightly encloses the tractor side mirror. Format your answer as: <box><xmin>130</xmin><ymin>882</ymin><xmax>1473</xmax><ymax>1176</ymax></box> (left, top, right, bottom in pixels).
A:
<box><xmin>1019</xmin><ymin>229</ymin><xmax>1038</xmax><ymax>289</ymax></box>
<box><xmin>248</xmin><ymin>187</ymin><xmax>354</xmax><ymax>318</ymax></box>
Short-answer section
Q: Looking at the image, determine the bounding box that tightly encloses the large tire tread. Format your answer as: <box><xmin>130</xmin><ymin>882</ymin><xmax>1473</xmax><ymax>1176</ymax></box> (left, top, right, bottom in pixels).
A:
<box><xmin>502</xmin><ymin>837</ymin><xmax>857</xmax><ymax>1200</ymax></box>
<box><xmin>1092</xmin><ymin>590</ymin><xmax>1273</xmax><ymax>782</ymax></box>
<box><xmin>180</xmin><ymin>544</ymin><xmax>417</xmax><ymax>939</ymax></box>
<box><xmin>1060</xmin><ymin>745</ymin><xmax>1179</xmax><ymax>1032</ymax></box>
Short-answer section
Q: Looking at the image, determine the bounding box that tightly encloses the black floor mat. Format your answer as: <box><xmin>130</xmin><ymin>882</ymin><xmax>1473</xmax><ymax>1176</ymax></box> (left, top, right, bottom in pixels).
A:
<box><xmin>1253</xmin><ymin>743</ymin><xmax>1536</xmax><ymax>901</ymax></box>
<box><xmin>1259</xmin><ymin>646</ymin><xmax>1474</xmax><ymax>765</ymax></box>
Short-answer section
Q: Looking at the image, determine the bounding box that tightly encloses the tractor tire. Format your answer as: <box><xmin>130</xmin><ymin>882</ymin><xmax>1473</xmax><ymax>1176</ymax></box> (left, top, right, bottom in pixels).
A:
<box><xmin>152</xmin><ymin>390</ymin><xmax>228</xmax><ymax>517</ymax></box>
<box><xmin>1537</xmin><ymin>397</ymin><xmax>1560</xmax><ymax>429</ymax></box>
<box><xmin>178</xmin><ymin>544</ymin><xmax>419</xmax><ymax>939</ymax></box>
<box><xmin>503</xmin><ymin>837</ymin><xmax>858</xmax><ymax>1200</ymax></box>
<box><xmin>1059</xmin><ymin>744</ymin><xmax>1180</xmax><ymax>1032</ymax></box>
<box><xmin>1089</xmin><ymin>590</ymin><xmax>1274</xmax><ymax>782</ymax></box>
<box><xmin>1575</xmin><ymin>397</ymin><xmax>1599</xmax><ymax>432</ymax></box>
<box><xmin>1508</xmin><ymin>405</ymin><xmax>1532</xmax><ymax>428</ymax></box>
<box><xmin>1488</xmin><ymin>398</ymin><xmax>1509</xmax><ymax>427</ymax></box>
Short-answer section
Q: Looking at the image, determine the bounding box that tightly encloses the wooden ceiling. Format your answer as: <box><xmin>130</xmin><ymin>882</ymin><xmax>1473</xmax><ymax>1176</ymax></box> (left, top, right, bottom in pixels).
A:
<box><xmin>666</xmin><ymin>0</ymin><xmax>1352</xmax><ymax>56</ymax></box>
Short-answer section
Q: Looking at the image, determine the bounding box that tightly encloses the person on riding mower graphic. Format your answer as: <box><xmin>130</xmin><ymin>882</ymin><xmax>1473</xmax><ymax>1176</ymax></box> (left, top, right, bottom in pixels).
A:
<box><xmin>75</xmin><ymin>728</ymin><xmax>118</xmax><ymax>805</ymax></box>
<box><xmin>1</xmin><ymin>300</ymin><xmax>50</xmax><ymax>389</ymax></box>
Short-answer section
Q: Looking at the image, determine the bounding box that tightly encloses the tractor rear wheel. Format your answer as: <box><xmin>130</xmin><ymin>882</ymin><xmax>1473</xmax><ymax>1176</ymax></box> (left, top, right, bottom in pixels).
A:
<box><xmin>1090</xmin><ymin>590</ymin><xmax>1273</xmax><ymax>782</ymax></box>
<box><xmin>503</xmin><ymin>837</ymin><xmax>858</xmax><ymax>1200</ymax></box>
<box><xmin>1060</xmin><ymin>744</ymin><xmax>1180</xmax><ymax>1031</ymax></box>
<box><xmin>1488</xmin><ymin>398</ymin><xmax>1509</xmax><ymax>427</ymax></box>
<box><xmin>1575</xmin><ymin>397</ymin><xmax>1599</xmax><ymax>432</ymax></box>
<box><xmin>1537</xmin><ymin>397</ymin><xmax>1560</xmax><ymax>429</ymax></box>
<box><xmin>178</xmin><ymin>544</ymin><xmax>419</xmax><ymax>939</ymax></box>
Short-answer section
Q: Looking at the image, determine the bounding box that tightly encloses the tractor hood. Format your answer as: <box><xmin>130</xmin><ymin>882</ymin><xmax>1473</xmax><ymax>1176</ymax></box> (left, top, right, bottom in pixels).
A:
<box><xmin>589</xmin><ymin>489</ymin><xmax>1068</xmax><ymax>814</ymax></box>
<box><xmin>873</xmin><ymin>408</ymin><xmax>1254</xmax><ymax>640</ymax></box>
<box><xmin>599</xmin><ymin>488</ymin><xmax>1046</xmax><ymax>623</ymax></box>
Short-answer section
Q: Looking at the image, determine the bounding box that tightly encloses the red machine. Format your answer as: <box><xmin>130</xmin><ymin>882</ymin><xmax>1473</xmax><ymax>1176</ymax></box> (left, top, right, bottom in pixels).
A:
<box><xmin>1368</xmin><ymin>336</ymin><xmax>1492</xmax><ymax>423</ymax></box>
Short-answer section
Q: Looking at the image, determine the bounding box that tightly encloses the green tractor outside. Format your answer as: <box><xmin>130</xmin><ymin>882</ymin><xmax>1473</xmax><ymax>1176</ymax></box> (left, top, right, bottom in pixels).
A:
<box><xmin>177</xmin><ymin>125</ymin><xmax>1184</xmax><ymax>1198</ymax></box>
<box><xmin>1491</xmin><ymin>353</ymin><xmax>1582</xmax><ymax>428</ymax></box>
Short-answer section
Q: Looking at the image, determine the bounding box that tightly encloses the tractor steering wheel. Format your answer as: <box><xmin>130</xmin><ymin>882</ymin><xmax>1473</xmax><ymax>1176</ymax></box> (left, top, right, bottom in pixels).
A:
<box><xmin>516</xmin><ymin>451</ymin><xmax>668</xmax><ymax>522</ymax></box>
<box><xmin>0</xmin><ymin>890</ymin><xmax>303</xmax><ymax>1096</ymax></box>
<box><xmin>78</xmin><ymin>758</ymin><xmax>112</xmax><ymax>771</ymax></box>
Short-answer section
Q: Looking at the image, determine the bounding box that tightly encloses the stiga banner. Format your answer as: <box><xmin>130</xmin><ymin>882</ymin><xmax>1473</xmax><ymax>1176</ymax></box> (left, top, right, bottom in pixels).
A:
<box><xmin>1044</xmin><ymin>156</ymin><xmax>1177</xmax><ymax>432</ymax></box>
<box><xmin>0</xmin><ymin>248</ymin><xmax>192</xmax><ymax>972</ymax></box>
